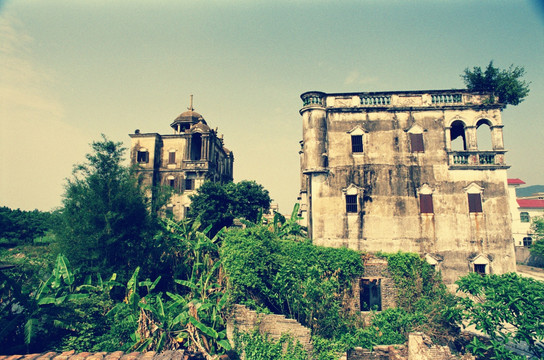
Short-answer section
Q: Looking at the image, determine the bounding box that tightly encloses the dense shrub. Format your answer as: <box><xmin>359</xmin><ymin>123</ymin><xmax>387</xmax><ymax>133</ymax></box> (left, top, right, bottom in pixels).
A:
<box><xmin>220</xmin><ymin>226</ymin><xmax>364</xmax><ymax>338</ymax></box>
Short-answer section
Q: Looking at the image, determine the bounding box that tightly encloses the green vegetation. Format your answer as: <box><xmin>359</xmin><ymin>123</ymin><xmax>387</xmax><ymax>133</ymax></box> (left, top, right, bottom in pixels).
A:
<box><xmin>187</xmin><ymin>180</ymin><xmax>271</xmax><ymax>236</ymax></box>
<box><xmin>3</xmin><ymin>134</ymin><xmax>542</xmax><ymax>359</ymax></box>
<box><xmin>0</xmin><ymin>207</ymin><xmax>55</xmax><ymax>245</ymax></box>
<box><xmin>529</xmin><ymin>216</ymin><xmax>544</xmax><ymax>259</ymax></box>
<box><xmin>55</xmin><ymin>135</ymin><xmax>157</xmax><ymax>279</ymax></box>
<box><xmin>461</xmin><ymin>61</ymin><xmax>530</xmax><ymax>107</ymax></box>
<box><xmin>456</xmin><ymin>272</ymin><xmax>544</xmax><ymax>359</ymax></box>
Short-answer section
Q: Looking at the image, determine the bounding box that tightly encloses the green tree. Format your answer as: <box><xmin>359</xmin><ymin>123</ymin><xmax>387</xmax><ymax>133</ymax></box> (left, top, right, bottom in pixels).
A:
<box><xmin>456</xmin><ymin>272</ymin><xmax>544</xmax><ymax>359</ymax></box>
<box><xmin>55</xmin><ymin>135</ymin><xmax>155</xmax><ymax>278</ymax></box>
<box><xmin>461</xmin><ymin>61</ymin><xmax>530</xmax><ymax>107</ymax></box>
<box><xmin>188</xmin><ymin>180</ymin><xmax>271</xmax><ymax>236</ymax></box>
<box><xmin>529</xmin><ymin>216</ymin><xmax>544</xmax><ymax>259</ymax></box>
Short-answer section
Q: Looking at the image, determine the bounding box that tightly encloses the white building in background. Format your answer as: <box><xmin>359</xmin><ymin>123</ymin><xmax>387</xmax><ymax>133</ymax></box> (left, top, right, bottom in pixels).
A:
<box><xmin>508</xmin><ymin>178</ymin><xmax>544</xmax><ymax>247</ymax></box>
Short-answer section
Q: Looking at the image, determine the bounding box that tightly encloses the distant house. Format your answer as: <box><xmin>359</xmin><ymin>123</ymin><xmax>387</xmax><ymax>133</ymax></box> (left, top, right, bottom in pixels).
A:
<box><xmin>508</xmin><ymin>178</ymin><xmax>544</xmax><ymax>248</ymax></box>
<box><xmin>129</xmin><ymin>100</ymin><xmax>234</xmax><ymax>220</ymax></box>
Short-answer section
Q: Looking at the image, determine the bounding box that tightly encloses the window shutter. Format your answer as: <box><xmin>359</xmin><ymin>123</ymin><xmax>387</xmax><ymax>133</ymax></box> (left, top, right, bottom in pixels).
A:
<box><xmin>169</xmin><ymin>152</ymin><xmax>176</xmax><ymax>164</ymax></box>
<box><xmin>346</xmin><ymin>194</ymin><xmax>358</xmax><ymax>213</ymax></box>
<box><xmin>468</xmin><ymin>193</ymin><xmax>482</xmax><ymax>213</ymax></box>
<box><xmin>410</xmin><ymin>133</ymin><xmax>424</xmax><ymax>152</ymax></box>
<box><xmin>351</xmin><ymin>135</ymin><xmax>363</xmax><ymax>153</ymax></box>
<box><xmin>420</xmin><ymin>194</ymin><xmax>433</xmax><ymax>213</ymax></box>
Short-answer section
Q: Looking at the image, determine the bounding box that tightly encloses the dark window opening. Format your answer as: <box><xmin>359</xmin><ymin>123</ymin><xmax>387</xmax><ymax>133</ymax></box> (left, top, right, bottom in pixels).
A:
<box><xmin>450</xmin><ymin>120</ymin><xmax>467</xmax><ymax>151</ymax></box>
<box><xmin>185</xmin><ymin>179</ymin><xmax>194</xmax><ymax>191</ymax></box>
<box><xmin>169</xmin><ymin>151</ymin><xmax>176</xmax><ymax>164</ymax></box>
<box><xmin>190</xmin><ymin>134</ymin><xmax>202</xmax><ymax>161</ymax></box>
<box><xmin>137</xmin><ymin>151</ymin><xmax>149</xmax><ymax>163</ymax></box>
<box><xmin>351</xmin><ymin>135</ymin><xmax>363</xmax><ymax>153</ymax></box>
<box><xmin>520</xmin><ymin>212</ymin><xmax>530</xmax><ymax>223</ymax></box>
<box><xmin>346</xmin><ymin>194</ymin><xmax>357</xmax><ymax>213</ymax></box>
<box><xmin>165</xmin><ymin>205</ymin><xmax>174</xmax><ymax>218</ymax></box>
<box><xmin>474</xmin><ymin>264</ymin><xmax>486</xmax><ymax>275</ymax></box>
<box><xmin>168</xmin><ymin>178</ymin><xmax>175</xmax><ymax>188</ymax></box>
<box><xmin>360</xmin><ymin>279</ymin><xmax>381</xmax><ymax>311</ymax></box>
<box><xmin>468</xmin><ymin>193</ymin><xmax>483</xmax><ymax>213</ymax></box>
<box><xmin>420</xmin><ymin>194</ymin><xmax>434</xmax><ymax>214</ymax></box>
<box><xmin>410</xmin><ymin>133</ymin><xmax>424</xmax><ymax>152</ymax></box>
<box><xmin>523</xmin><ymin>237</ymin><xmax>532</xmax><ymax>247</ymax></box>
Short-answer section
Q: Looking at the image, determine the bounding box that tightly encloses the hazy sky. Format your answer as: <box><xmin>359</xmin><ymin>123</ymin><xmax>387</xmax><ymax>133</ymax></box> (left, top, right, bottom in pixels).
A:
<box><xmin>1</xmin><ymin>0</ymin><xmax>543</xmax><ymax>213</ymax></box>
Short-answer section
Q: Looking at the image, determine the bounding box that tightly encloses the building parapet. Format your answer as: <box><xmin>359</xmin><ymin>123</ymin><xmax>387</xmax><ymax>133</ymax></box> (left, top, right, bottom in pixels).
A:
<box><xmin>301</xmin><ymin>90</ymin><xmax>500</xmax><ymax>112</ymax></box>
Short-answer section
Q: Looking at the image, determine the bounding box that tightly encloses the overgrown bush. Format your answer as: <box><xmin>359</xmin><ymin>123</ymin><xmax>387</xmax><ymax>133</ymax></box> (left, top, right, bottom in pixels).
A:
<box><xmin>220</xmin><ymin>226</ymin><xmax>364</xmax><ymax>338</ymax></box>
<box><xmin>234</xmin><ymin>331</ymin><xmax>308</xmax><ymax>360</ymax></box>
<box><xmin>377</xmin><ymin>252</ymin><xmax>460</xmax><ymax>344</ymax></box>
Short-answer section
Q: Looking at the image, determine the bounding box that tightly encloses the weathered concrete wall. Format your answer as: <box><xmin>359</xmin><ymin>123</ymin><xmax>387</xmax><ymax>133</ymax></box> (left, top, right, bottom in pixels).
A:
<box><xmin>226</xmin><ymin>304</ymin><xmax>313</xmax><ymax>355</ymax></box>
<box><xmin>299</xmin><ymin>90</ymin><xmax>516</xmax><ymax>284</ymax></box>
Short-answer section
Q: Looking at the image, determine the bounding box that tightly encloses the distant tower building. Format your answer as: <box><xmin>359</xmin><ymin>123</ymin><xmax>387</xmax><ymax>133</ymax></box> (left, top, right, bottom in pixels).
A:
<box><xmin>298</xmin><ymin>89</ymin><xmax>516</xmax><ymax>284</ymax></box>
<box><xmin>129</xmin><ymin>97</ymin><xmax>234</xmax><ymax>219</ymax></box>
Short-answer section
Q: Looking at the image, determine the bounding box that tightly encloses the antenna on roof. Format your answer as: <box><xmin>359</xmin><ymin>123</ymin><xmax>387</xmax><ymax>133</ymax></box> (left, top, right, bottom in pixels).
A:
<box><xmin>188</xmin><ymin>94</ymin><xmax>194</xmax><ymax>111</ymax></box>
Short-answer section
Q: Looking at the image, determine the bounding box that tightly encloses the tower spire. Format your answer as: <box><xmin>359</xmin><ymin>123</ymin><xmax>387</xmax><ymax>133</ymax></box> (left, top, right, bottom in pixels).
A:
<box><xmin>188</xmin><ymin>94</ymin><xmax>194</xmax><ymax>111</ymax></box>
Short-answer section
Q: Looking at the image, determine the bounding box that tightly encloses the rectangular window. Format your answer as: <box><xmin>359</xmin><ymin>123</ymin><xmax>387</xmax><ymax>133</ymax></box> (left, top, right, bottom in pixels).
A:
<box><xmin>468</xmin><ymin>193</ymin><xmax>482</xmax><ymax>213</ymax></box>
<box><xmin>185</xmin><ymin>179</ymin><xmax>194</xmax><ymax>191</ymax></box>
<box><xmin>419</xmin><ymin>194</ymin><xmax>434</xmax><ymax>213</ymax></box>
<box><xmin>346</xmin><ymin>194</ymin><xmax>358</xmax><ymax>213</ymax></box>
<box><xmin>520</xmin><ymin>212</ymin><xmax>530</xmax><ymax>223</ymax></box>
<box><xmin>410</xmin><ymin>133</ymin><xmax>424</xmax><ymax>152</ymax></box>
<box><xmin>474</xmin><ymin>264</ymin><xmax>486</xmax><ymax>275</ymax></box>
<box><xmin>351</xmin><ymin>135</ymin><xmax>363</xmax><ymax>153</ymax></box>
<box><xmin>168</xmin><ymin>152</ymin><xmax>176</xmax><ymax>164</ymax></box>
<box><xmin>168</xmin><ymin>178</ymin><xmax>175</xmax><ymax>188</ymax></box>
<box><xmin>137</xmin><ymin>151</ymin><xmax>149</xmax><ymax>163</ymax></box>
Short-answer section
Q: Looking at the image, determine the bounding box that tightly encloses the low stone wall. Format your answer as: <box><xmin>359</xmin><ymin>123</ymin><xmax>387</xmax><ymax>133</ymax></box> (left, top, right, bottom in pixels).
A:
<box><xmin>0</xmin><ymin>350</ymin><xmax>225</xmax><ymax>360</ymax></box>
<box><xmin>226</xmin><ymin>304</ymin><xmax>313</xmax><ymax>354</ymax></box>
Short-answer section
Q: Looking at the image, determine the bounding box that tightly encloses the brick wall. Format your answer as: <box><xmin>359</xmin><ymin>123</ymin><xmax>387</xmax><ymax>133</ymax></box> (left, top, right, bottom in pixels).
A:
<box><xmin>226</xmin><ymin>304</ymin><xmax>313</xmax><ymax>354</ymax></box>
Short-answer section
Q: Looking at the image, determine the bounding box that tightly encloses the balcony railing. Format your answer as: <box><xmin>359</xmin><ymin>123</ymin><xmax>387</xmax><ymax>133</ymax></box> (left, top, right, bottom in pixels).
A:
<box><xmin>182</xmin><ymin>160</ymin><xmax>209</xmax><ymax>170</ymax></box>
<box><xmin>448</xmin><ymin>151</ymin><xmax>507</xmax><ymax>169</ymax></box>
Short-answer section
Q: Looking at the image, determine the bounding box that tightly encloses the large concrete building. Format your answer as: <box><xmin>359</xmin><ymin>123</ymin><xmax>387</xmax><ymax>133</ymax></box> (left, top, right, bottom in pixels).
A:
<box><xmin>297</xmin><ymin>89</ymin><xmax>516</xmax><ymax>284</ymax></box>
<box><xmin>129</xmin><ymin>101</ymin><xmax>234</xmax><ymax>220</ymax></box>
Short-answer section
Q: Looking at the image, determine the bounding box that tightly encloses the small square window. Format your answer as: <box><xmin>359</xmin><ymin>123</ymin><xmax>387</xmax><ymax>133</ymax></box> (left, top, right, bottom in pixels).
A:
<box><xmin>474</xmin><ymin>264</ymin><xmax>486</xmax><ymax>275</ymax></box>
<box><xmin>520</xmin><ymin>212</ymin><xmax>530</xmax><ymax>223</ymax></box>
<box><xmin>351</xmin><ymin>135</ymin><xmax>363</xmax><ymax>153</ymax></box>
<box><xmin>346</xmin><ymin>194</ymin><xmax>357</xmax><ymax>213</ymax></box>
<box><xmin>420</xmin><ymin>194</ymin><xmax>433</xmax><ymax>214</ymax></box>
<box><xmin>410</xmin><ymin>133</ymin><xmax>424</xmax><ymax>152</ymax></box>
<box><xmin>169</xmin><ymin>151</ymin><xmax>176</xmax><ymax>164</ymax></box>
<box><xmin>468</xmin><ymin>193</ymin><xmax>482</xmax><ymax>213</ymax></box>
<box><xmin>137</xmin><ymin>151</ymin><xmax>149</xmax><ymax>163</ymax></box>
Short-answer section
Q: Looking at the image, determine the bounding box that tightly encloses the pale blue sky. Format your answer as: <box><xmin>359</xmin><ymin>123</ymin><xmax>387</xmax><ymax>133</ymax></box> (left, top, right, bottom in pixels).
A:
<box><xmin>1</xmin><ymin>0</ymin><xmax>543</xmax><ymax>212</ymax></box>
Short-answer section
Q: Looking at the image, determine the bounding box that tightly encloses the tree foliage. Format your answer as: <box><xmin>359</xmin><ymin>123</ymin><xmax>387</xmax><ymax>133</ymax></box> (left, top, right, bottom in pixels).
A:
<box><xmin>55</xmin><ymin>135</ymin><xmax>155</xmax><ymax>278</ymax></box>
<box><xmin>461</xmin><ymin>61</ymin><xmax>530</xmax><ymax>107</ymax></box>
<box><xmin>529</xmin><ymin>216</ymin><xmax>544</xmax><ymax>259</ymax></box>
<box><xmin>456</xmin><ymin>272</ymin><xmax>544</xmax><ymax>359</ymax></box>
<box><xmin>188</xmin><ymin>180</ymin><xmax>271</xmax><ymax>236</ymax></box>
<box><xmin>0</xmin><ymin>207</ymin><xmax>55</xmax><ymax>245</ymax></box>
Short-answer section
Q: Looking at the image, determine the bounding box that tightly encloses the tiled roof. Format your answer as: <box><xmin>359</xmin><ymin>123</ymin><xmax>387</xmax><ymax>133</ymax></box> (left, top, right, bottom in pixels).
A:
<box><xmin>517</xmin><ymin>199</ymin><xmax>544</xmax><ymax>208</ymax></box>
<box><xmin>508</xmin><ymin>178</ymin><xmax>526</xmax><ymax>185</ymax></box>
<box><xmin>0</xmin><ymin>351</ymin><xmax>230</xmax><ymax>360</ymax></box>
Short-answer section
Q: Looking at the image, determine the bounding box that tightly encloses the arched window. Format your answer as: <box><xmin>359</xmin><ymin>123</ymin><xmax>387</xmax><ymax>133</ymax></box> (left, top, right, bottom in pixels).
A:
<box><xmin>520</xmin><ymin>212</ymin><xmax>530</xmax><ymax>223</ymax></box>
<box><xmin>476</xmin><ymin>119</ymin><xmax>493</xmax><ymax>150</ymax></box>
<box><xmin>450</xmin><ymin>120</ymin><xmax>467</xmax><ymax>151</ymax></box>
